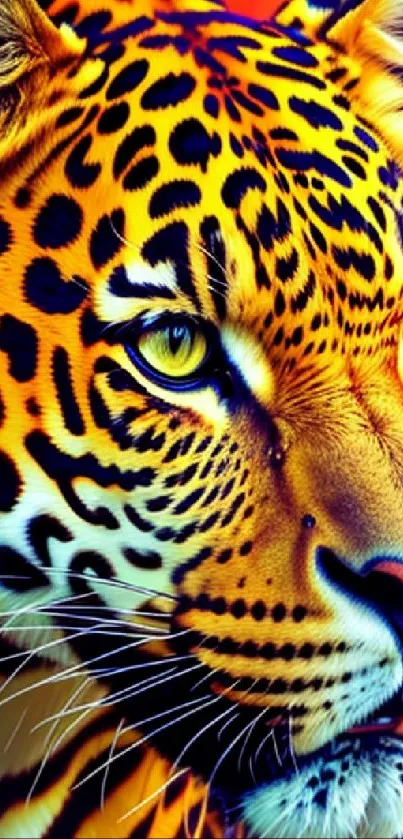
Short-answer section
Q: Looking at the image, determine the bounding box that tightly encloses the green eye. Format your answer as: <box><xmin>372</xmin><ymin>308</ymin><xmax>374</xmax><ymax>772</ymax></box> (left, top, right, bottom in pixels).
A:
<box><xmin>126</xmin><ymin>318</ymin><xmax>212</xmax><ymax>389</ymax></box>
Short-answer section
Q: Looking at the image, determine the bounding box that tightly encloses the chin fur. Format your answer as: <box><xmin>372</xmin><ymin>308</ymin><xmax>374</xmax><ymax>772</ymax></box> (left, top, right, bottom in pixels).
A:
<box><xmin>242</xmin><ymin>737</ymin><xmax>403</xmax><ymax>839</ymax></box>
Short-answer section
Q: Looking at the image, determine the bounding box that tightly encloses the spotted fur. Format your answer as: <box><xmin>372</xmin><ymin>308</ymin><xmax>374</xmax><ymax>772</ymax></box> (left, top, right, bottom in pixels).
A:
<box><xmin>1</xmin><ymin>0</ymin><xmax>403</xmax><ymax>836</ymax></box>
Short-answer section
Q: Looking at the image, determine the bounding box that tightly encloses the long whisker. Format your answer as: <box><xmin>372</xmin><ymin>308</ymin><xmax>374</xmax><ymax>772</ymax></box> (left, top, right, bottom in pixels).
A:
<box><xmin>101</xmin><ymin>717</ymin><xmax>125</xmax><ymax>809</ymax></box>
<box><xmin>0</xmin><ymin>630</ymin><xmax>172</xmax><ymax>710</ymax></box>
<box><xmin>208</xmin><ymin>713</ymin><xmax>264</xmax><ymax>789</ymax></box>
<box><xmin>196</xmin><ymin>242</ymin><xmax>227</xmax><ymax>277</ymax></box>
<box><xmin>217</xmin><ymin>711</ymin><xmax>240</xmax><ymax>741</ymax></box>
<box><xmin>26</xmin><ymin>677</ymin><xmax>94</xmax><ymax>804</ymax></box>
<box><xmin>1</xmin><ymin>567</ymin><xmax>179</xmax><ymax>603</ymax></box>
<box><xmin>0</xmin><ymin>589</ymin><xmax>93</xmax><ymax>625</ymax></box>
<box><xmin>0</xmin><ymin>621</ymin><xmax>110</xmax><ymax>703</ymax></box>
<box><xmin>60</xmin><ymin>571</ymin><xmax>179</xmax><ymax>603</ymax></box>
<box><xmin>34</xmin><ymin>657</ymin><xmax>201</xmax><ymax>727</ymax></box>
<box><xmin>171</xmin><ymin>702</ymin><xmax>237</xmax><ymax>774</ymax></box>
<box><xmin>237</xmin><ymin>704</ymin><xmax>269</xmax><ymax>774</ymax></box>
<box><xmin>253</xmin><ymin>723</ymin><xmax>283</xmax><ymax>773</ymax></box>
<box><xmin>117</xmin><ymin>768</ymin><xmax>190</xmax><ymax>824</ymax></box>
<box><xmin>72</xmin><ymin>678</ymin><xmax>219</xmax><ymax>793</ymax></box>
<box><xmin>29</xmin><ymin>610</ymin><xmax>169</xmax><ymax>636</ymax></box>
<box><xmin>3</xmin><ymin>706</ymin><xmax>28</xmax><ymax>753</ymax></box>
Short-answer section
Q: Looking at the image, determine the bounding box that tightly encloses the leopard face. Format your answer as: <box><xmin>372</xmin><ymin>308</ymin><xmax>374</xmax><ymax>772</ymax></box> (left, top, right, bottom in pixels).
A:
<box><xmin>1</xmin><ymin>0</ymin><xmax>403</xmax><ymax>836</ymax></box>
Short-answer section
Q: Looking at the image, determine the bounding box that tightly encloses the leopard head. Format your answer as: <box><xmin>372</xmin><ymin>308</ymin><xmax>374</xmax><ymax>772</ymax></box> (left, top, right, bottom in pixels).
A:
<box><xmin>1</xmin><ymin>0</ymin><xmax>403</xmax><ymax>836</ymax></box>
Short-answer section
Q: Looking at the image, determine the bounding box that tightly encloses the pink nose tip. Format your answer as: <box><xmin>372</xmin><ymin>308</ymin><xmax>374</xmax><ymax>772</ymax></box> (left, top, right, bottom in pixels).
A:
<box><xmin>371</xmin><ymin>560</ymin><xmax>403</xmax><ymax>583</ymax></box>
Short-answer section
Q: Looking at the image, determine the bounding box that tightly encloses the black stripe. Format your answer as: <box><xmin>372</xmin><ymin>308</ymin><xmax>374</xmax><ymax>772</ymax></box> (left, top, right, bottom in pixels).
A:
<box><xmin>52</xmin><ymin>346</ymin><xmax>85</xmax><ymax>436</ymax></box>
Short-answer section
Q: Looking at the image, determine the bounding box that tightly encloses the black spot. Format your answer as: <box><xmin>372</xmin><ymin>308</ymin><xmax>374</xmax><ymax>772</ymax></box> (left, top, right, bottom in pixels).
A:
<box><xmin>204</xmin><ymin>93</ymin><xmax>219</xmax><ymax>117</ymax></box>
<box><xmin>146</xmin><ymin>495</ymin><xmax>172</xmax><ymax>512</ymax></box>
<box><xmin>28</xmin><ymin>514</ymin><xmax>73</xmax><ymax>566</ymax></box>
<box><xmin>149</xmin><ymin>180</ymin><xmax>201</xmax><ymax>219</ymax></box>
<box><xmin>341</xmin><ymin>155</ymin><xmax>366</xmax><ymax>179</ymax></box>
<box><xmin>89</xmin><ymin>208</ymin><xmax>125</xmax><ymax>269</ymax></box>
<box><xmin>14</xmin><ymin>188</ymin><xmax>31</xmax><ymax>209</ymax></box>
<box><xmin>289</xmin><ymin>96</ymin><xmax>342</xmax><ymax>130</ymax></box>
<box><xmin>292</xmin><ymin>605</ymin><xmax>307</xmax><ymax>622</ymax></box>
<box><xmin>124</xmin><ymin>504</ymin><xmax>154</xmax><ymax>532</ymax></box>
<box><xmin>276</xmin><ymin>148</ymin><xmax>351</xmax><ymax>187</ymax></box>
<box><xmin>248</xmin><ymin>83</ymin><xmax>279</xmax><ymax>110</ymax></box>
<box><xmin>251</xmin><ymin>600</ymin><xmax>266</xmax><ymax>621</ymax></box>
<box><xmin>106</xmin><ymin>59</ymin><xmax>149</xmax><ymax>100</ymax></box>
<box><xmin>24</xmin><ymin>258</ymin><xmax>87</xmax><ymax>314</ymax></box>
<box><xmin>0</xmin><ymin>315</ymin><xmax>37</xmax><ymax>382</ymax></box>
<box><xmin>98</xmin><ymin>101</ymin><xmax>130</xmax><ymax>134</ymax></box>
<box><xmin>141</xmin><ymin>72</ymin><xmax>195</xmax><ymax>110</ymax></box>
<box><xmin>276</xmin><ymin>247</ymin><xmax>298</xmax><ymax>282</ymax></box>
<box><xmin>240</xmin><ymin>540</ymin><xmax>253</xmax><ymax>556</ymax></box>
<box><xmin>33</xmin><ymin>194</ymin><xmax>83</xmax><ymax>249</ymax></box>
<box><xmin>142</xmin><ymin>221</ymin><xmax>199</xmax><ymax>306</ymax></box>
<box><xmin>0</xmin><ymin>451</ymin><xmax>21</xmax><ymax>511</ymax></box>
<box><xmin>56</xmin><ymin>106</ymin><xmax>84</xmax><ymax>128</ymax></box>
<box><xmin>26</xmin><ymin>397</ymin><xmax>40</xmax><ymax>416</ymax></box>
<box><xmin>113</xmin><ymin>124</ymin><xmax>156</xmax><ymax>179</ymax></box>
<box><xmin>52</xmin><ymin>346</ymin><xmax>85</xmax><ymax>436</ymax></box>
<box><xmin>367</xmin><ymin>197</ymin><xmax>386</xmax><ymax>232</ymax></box>
<box><xmin>274</xmin><ymin>289</ymin><xmax>286</xmax><ymax>317</ymax></box>
<box><xmin>123</xmin><ymin>156</ymin><xmax>159</xmax><ymax>191</ymax></box>
<box><xmin>172</xmin><ymin>546</ymin><xmax>212</xmax><ymax>585</ymax></box>
<box><xmin>231</xmin><ymin>598</ymin><xmax>247</xmax><ymax>618</ymax></box>
<box><xmin>173</xmin><ymin>487</ymin><xmax>204</xmax><ymax>515</ymax></box>
<box><xmin>309</xmin><ymin>222</ymin><xmax>327</xmax><ymax>253</ymax></box>
<box><xmin>273</xmin><ymin>45</ymin><xmax>318</xmax><ymax>68</ymax></box>
<box><xmin>272</xmin><ymin>603</ymin><xmax>286</xmax><ymax>622</ymax></box>
<box><xmin>89</xmin><ymin>382</ymin><xmax>110</xmax><ymax>428</ymax></box>
<box><xmin>75</xmin><ymin>10</ymin><xmax>112</xmax><ymax>38</ymax></box>
<box><xmin>0</xmin><ymin>546</ymin><xmax>49</xmax><ymax>591</ymax></box>
<box><xmin>169</xmin><ymin>117</ymin><xmax>218</xmax><ymax>173</ymax></box>
<box><xmin>221</xmin><ymin>492</ymin><xmax>245</xmax><ymax>526</ymax></box>
<box><xmin>155</xmin><ymin>526</ymin><xmax>176</xmax><ymax>541</ymax></box>
<box><xmin>222</xmin><ymin>167</ymin><xmax>266</xmax><ymax>209</ymax></box>
<box><xmin>313</xmin><ymin>789</ymin><xmax>328</xmax><ymax>809</ymax></box>
<box><xmin>0</xmin><ymin>216</ymin><xmax>11</xmax><ymax>255</ymax></box>
<box><xmin>123</xmin><ymin>547</ymin><xmax>162</xmax><ymax>570</ymax></box>
<box><xmin>216</xmin><ymin>548</ymin><xmax>232</xmax><ymax>564</ymax></box>
<box><xmin>332</xmin><ymin>246</ymin><xmax>375</xmax><ymax>281</ymax></box>
<box><xmin>257</xmin><ymin>60</ymin><xmax>326</xmax><ymax>90</ymax></box>
<box><xmin>257</xmin><ymin>201</ymin><xmax>290</xmax><ymax>252</ymax></box>
<box><xmin>299</xmin><ymin>643</ymin><xmax>314</xmax><ymax>659</ymax></box>
<box><xmin>65</xmin><ymin>135</ymin><xmax>102</xmax><ymax>189</ymax></box>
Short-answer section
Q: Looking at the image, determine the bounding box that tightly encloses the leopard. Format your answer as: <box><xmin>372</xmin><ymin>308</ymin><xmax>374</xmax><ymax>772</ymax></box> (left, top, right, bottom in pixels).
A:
<box><xmin>1</xmin><ymin>0</ymin><xmax>403</xmax><ymax>836</ymax></box>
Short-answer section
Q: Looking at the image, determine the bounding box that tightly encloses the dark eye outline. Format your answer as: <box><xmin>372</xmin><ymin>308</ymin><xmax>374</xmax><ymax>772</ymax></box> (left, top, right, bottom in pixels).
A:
<box><xmin>124</xmin><ymin>314</ymin><xmax>220</xmax><ymax>392</ymax></box>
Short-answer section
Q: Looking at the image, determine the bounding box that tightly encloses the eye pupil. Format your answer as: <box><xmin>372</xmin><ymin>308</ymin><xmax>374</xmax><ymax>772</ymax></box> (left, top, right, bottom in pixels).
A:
<box><xmin>168</xmin><ymin>325</ymin><xmax>190</xmax><ymax>354</ymax></box>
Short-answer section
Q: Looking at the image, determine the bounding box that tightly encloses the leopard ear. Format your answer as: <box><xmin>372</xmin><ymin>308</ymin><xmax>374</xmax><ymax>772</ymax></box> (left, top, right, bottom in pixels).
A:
<box><xmin>0</xmin><ymin>0</ymin><xmax>83</xmax><ymax>86</ymax></box>
<box><xmin>325</xmin><ymin>0</ymin><xmax>403</xmax><ymax>162</ymax></box>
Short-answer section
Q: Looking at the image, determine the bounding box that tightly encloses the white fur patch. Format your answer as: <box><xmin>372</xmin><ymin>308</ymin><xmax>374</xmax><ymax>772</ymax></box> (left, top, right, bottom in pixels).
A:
<box><xmin>242</xmin><ymin>737</ymin><xmax>403</xmax><ymax>838</ymax></box>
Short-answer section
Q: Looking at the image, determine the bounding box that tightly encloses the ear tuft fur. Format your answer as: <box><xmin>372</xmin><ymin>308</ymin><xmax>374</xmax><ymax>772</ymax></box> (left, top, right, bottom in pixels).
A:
<box><xmin>325</xmin><ymin>0</ymin><xmax>403</xmax><ymax>164</ymax></box>
<box><xmin>0</xmin><ymin>0</ymin><xmax>84</xmax><ymax>86</ymax></box>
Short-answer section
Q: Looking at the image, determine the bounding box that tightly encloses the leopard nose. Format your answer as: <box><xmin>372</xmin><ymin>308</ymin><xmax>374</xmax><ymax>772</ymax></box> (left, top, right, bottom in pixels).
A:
<box><xmin>318</xmin><ymin>547</ymin><xmax>403</xmax><ymax>645</ymax></box>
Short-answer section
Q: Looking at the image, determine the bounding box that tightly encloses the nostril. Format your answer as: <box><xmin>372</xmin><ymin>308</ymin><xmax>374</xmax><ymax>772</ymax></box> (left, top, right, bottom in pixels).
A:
<box><xmin>317</xmin><ymin>546</ymin><xmax>403</xmax><ymax>643</ymax></box>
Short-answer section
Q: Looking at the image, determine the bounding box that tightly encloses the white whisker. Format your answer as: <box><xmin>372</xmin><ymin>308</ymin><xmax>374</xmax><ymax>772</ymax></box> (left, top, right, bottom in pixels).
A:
<box><xmin>101</xmin><ymin>717</ymin><xmax>125</xmax><ymax>810</ymax></box>
<box><xmin>3</xmin><ymin>706</ymin><xmax>28</xmax><ymax>753</ymax></box>
<box><xmin>117</xmin><ymin>767</ymin><xmax>189</xmax><ymax>824</ymax></box>
<box><xmin>72</xmin><ymin>679</ymin><xmax>219</xmax><ymax>793</ymax></box>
